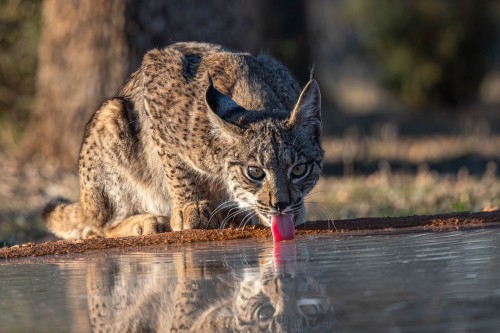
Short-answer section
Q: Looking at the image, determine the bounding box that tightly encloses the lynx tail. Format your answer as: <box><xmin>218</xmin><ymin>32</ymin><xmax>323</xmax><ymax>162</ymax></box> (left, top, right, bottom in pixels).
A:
<box><xmin>43</xmin><ymin>198</ymin><xmax>102</xmax><ymax>239</ymax></box>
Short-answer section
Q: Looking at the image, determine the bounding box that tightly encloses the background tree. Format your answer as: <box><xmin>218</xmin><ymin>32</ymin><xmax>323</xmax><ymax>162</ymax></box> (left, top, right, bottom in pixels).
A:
<box><xmin>348</xmin><ymin>0</ymin><xmax>498</xmax><ymax>108</ymax></box>
<box><xmin>22</xmin><ymin>0</ymin><xmax>128</xmax><ymax>169</ymax></box>
<box><xmin>0</xmin><ymin>0</ymin><xmax>40</xmax><ymax>149</ymax></box>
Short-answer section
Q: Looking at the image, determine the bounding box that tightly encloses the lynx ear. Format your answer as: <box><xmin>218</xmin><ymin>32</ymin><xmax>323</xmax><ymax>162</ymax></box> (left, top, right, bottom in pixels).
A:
<box><xmin>287</xmin><ymin>79</ymin><xmax>322</xmax><ymax>139</ymax></box>
<box><xmin>205</xmin><ymin>78</ymin><xmax>243</xmax><ymax>137</ymax></box>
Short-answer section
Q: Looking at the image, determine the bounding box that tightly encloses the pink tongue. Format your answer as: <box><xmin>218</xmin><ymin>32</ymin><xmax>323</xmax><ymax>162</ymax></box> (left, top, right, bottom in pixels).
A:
<box><xmin>271</xmin><ymin>215</ymin><xmax>295</xmax><ymax>241</ymax></box>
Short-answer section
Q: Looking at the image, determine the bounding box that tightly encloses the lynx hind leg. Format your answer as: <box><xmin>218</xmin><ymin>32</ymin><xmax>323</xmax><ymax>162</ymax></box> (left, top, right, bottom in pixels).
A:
<box><xmin>43</xmin><ymin>198</ymin><xmax>104</xmax><ymax>239</ymax></box>
<box><xmin>103</xmin><ymin>214</ymin><xmax>169</xmax><ymax>238</ymax></box>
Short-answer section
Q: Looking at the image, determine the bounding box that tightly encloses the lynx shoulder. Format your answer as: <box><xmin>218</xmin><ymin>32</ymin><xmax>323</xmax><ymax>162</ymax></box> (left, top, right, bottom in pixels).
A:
<box><xmin>44</xmin><ymin>42</ymin><xmax>323</xmax><ymax>239</ymax></box>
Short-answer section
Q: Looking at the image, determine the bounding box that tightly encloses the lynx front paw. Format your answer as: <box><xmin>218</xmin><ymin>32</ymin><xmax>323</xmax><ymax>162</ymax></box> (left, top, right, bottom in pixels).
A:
<box><xmin>132</xmin><ymin>215</ymin><xmax>168</xmax><ymax>235</ymax></box>
<box><xmin>171</xmin><ymin>200</ymin><xmax>216</xmax><ymax>231</ymax></box>
<box><xmin>104</xmin><ymin>214</ymin><xmax>168</xmax><ymax>237</ymax></box>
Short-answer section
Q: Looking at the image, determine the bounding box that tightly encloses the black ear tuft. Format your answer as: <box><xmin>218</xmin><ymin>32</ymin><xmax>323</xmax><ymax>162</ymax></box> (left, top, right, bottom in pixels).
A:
<box><xmin>309</xmin><ymin>64</ymin><xmax>315</xmax><ymax>81</ymax></box>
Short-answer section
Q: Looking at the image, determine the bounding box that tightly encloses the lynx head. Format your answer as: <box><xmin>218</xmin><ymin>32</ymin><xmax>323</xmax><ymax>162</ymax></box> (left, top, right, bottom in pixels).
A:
<box><xmin>205</xmin><ymin>79</ymin><xmax>323</xmax><ymax>228</ymax></box>
<box><xmin>191</xmin><ymin>265</ymin><xmax>334</xmax><ymax>332</ymax></box>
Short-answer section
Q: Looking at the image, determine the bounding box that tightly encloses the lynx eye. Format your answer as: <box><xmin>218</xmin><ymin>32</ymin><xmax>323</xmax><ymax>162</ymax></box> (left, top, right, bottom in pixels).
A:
<box><xmin>256</xmin><ymin>304</ymin><xmax>275</xmax><ymax>322</ymax></box>
<box><xmin>291</xmin><ymin>163</ymin><xmax>308</xmax><ymax>178</ymax></box>
<box><xmin>247</xmin><ymin>166</ymin><xmax>265</xmax><ymax>181</ymax></box>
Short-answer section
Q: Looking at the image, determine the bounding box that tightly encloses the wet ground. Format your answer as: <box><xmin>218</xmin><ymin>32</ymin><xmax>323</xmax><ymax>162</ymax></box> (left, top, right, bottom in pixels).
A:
<box><xmin>2</xmin><ymin>228</ymin><xmax>500</xmax><ymax>332</ymax></box>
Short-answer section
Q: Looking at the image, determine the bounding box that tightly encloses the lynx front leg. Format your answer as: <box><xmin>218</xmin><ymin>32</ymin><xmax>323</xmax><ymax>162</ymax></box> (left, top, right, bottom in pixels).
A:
<box><xmin>163</xmin><ymin>160</ymin><xmax>218</xmax><ymax>231</ymax></box>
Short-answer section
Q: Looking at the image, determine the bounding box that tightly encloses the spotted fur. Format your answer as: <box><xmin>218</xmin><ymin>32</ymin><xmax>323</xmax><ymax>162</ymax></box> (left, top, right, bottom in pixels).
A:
<box><xmin>44</xmin><ymin>42</ymin><xmax>323</xmax><ymax>239</ymax></box>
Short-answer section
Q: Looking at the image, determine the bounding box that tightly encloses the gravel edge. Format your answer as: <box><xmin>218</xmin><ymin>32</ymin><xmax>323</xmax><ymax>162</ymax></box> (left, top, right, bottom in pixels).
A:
<box><xmin>1</xmin><ymin>210</ymin><xmax>499</xmax><ymax>259</ymax></box>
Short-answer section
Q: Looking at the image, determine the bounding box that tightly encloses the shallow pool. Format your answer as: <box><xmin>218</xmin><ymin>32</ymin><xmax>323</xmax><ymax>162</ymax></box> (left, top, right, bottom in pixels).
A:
<box><xmin>1</xmin><ymin>229</ymin><xmax>500</xmax><ymax>332</ymax></box>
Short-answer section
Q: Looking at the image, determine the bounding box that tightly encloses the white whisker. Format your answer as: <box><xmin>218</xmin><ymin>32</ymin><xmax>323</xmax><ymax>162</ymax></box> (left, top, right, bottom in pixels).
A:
<box><xmin>212</xmin><ymin>200</ymin><xmax>237</xmax><ymax>216</ymax></box>
<box><xmin>305</xmin><ymin>190</ymin><xmax>330</xmax><ymax>199</ymax></box>
<box><xmin>305</xmin><ymin>201</ymin><xmax>337</xmax><ymax>231</ymax></box>
<box><xmin>220</xmin><ymin>207</ymin><xmax>246</xmax><ymax>229</ymax></box>
<box><xmin>209</xmin><ymin>200</ymin><xmax>238</xmax><ymax>227</ymax></box>
<box><xmin>239</xmin><ymin>211</ymin><xmax>258</xmax><ymax>228</ymax></box>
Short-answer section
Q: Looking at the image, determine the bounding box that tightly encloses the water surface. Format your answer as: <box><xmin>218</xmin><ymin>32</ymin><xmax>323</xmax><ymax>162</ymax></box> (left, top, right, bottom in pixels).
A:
<box><xmin>1</xmin><ymin>228</ymin><xmax>500</xmax><ymax>332</ymax></box>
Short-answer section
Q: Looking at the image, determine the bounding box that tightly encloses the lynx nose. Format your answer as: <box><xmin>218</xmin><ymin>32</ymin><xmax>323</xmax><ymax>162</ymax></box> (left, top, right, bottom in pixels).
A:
<box><xmin>274</xmin><ymin>201</ymin><xmax>289</xmax><ymax>213</ymax></box>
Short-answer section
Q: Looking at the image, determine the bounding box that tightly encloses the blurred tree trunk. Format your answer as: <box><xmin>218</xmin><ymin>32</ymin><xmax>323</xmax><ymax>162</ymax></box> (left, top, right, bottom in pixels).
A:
<box><xmin>23</xmin><ymin>0</ymin><xmax>128</xmax><ymax>170</ymax></box>
<box><xmin>260</xmin><ymin>0</ymin><xmax>309</xmax><ymax>85</ymax></box>
<box><xmin>23</xmin><ymin>0</ymin><xmax>262</xmax><ymax>171</ymax></box>
<box><xmin>124</xmin><ymin>0</ymin><xmax>263</xmax><ymax>73</ymax></box>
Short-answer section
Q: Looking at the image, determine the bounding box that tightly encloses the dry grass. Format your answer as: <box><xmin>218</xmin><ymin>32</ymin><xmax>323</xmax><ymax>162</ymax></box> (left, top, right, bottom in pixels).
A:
<box><xmin>307</xmin><ymin>169</ymin><xmax>500</xmax><ymax>221</ymax></box>
<box><xmin>322</xmin><ymin>133</ymin><xmax>500</xmax><ymax>165</ymax></box>
<box><xmin>305</xmin><ymin>134</ymin><xmax>500</xmax><ymax>221</ymax></box>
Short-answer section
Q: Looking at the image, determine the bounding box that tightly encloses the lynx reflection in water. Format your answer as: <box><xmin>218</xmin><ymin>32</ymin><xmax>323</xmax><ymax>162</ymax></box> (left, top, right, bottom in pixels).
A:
<box><xmin>86</xmin><ymin>241</ymin><xmax>334</xmax><ymax>333</ymax></box>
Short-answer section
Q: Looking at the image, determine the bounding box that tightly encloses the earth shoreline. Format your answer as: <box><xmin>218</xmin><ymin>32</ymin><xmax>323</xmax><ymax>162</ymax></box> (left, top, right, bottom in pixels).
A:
<box><xmin>1</xmin><ymin>210</ymin><xmax>499</xmax><ymax>259</ymax></box>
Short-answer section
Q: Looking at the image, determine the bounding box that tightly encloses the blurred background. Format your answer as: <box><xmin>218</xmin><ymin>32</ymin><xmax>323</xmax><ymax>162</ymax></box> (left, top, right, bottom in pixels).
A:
<box><xmin>1</xmin><ymin>0</ymin><xmax>500</xmax><ymax>245</ymax></box>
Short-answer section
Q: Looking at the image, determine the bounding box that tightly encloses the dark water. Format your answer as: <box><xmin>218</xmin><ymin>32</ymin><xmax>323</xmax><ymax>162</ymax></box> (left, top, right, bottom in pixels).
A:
<box><xmin>1</xmin><ymin>229</ymin><xmax>500</xmax><ymax>332</ymax></box>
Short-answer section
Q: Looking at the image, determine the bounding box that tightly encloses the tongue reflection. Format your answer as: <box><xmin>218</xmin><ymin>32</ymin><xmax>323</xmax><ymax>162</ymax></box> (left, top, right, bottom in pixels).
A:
<box><xmin>271</xmin><ymin>215</ymin><xmax>295</xmax><ymax>241</ymax></box>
